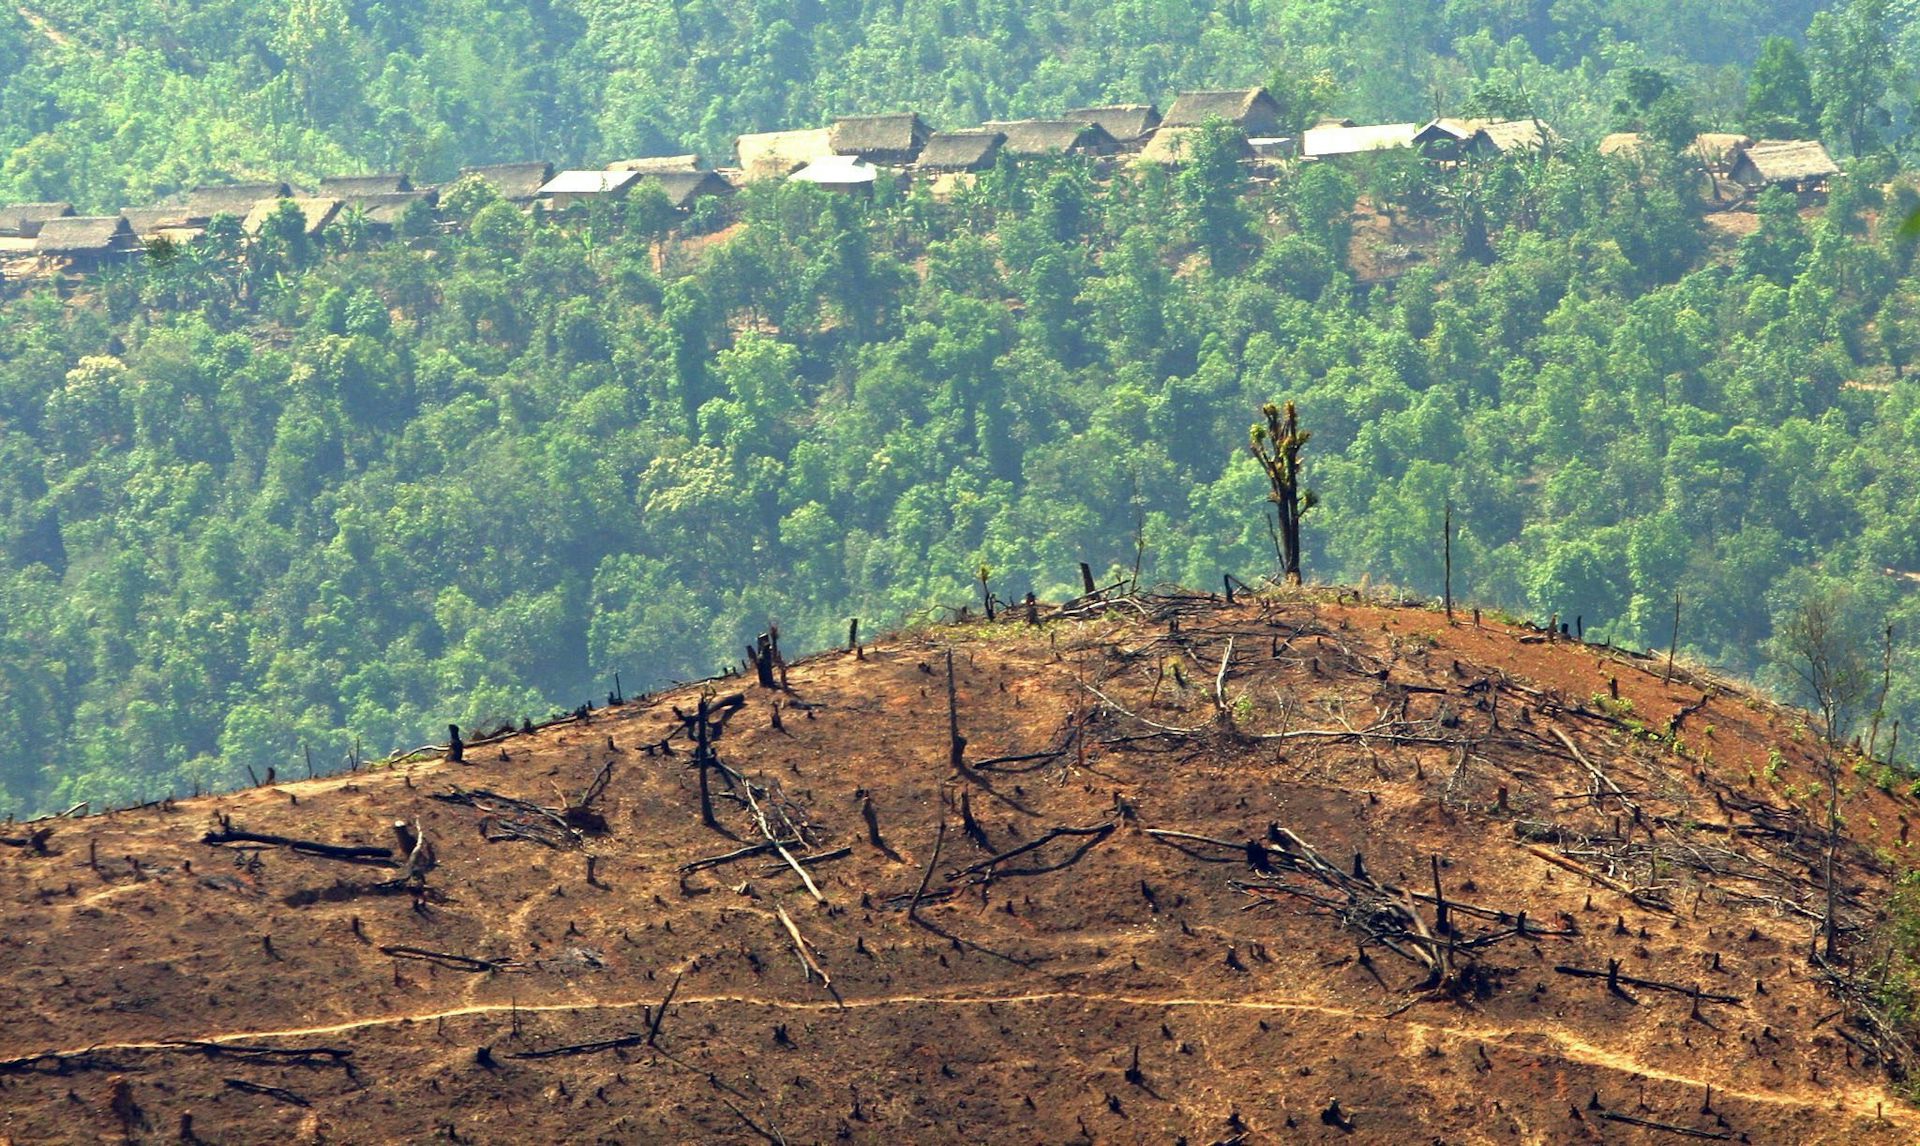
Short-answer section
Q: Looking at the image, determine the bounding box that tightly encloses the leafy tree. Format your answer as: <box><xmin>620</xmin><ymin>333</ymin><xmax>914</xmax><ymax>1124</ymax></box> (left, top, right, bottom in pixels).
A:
<box><xmin>1745</xmin><ymin>36</ymin><xmax>1817</xmax><ymax>138</ymax></box>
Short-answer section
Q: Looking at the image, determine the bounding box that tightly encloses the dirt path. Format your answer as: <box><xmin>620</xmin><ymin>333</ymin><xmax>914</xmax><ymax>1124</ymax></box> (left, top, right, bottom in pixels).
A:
<box><xmin>15</xmin><ymin>5</ymin><xmax>69</xmax><ymax>47</ymax></box>
<box><xmin>16</xmin><ymin>988</ymin><xmax>1908</xmax><ymax>1125</ymax></box>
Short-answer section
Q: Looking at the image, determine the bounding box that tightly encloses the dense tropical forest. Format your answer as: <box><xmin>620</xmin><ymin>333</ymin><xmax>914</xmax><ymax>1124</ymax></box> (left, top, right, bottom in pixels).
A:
<box><xmin>0</xmin><ymin>0</ymin><xmax>1919</xmax><ymax>813</ymax></box>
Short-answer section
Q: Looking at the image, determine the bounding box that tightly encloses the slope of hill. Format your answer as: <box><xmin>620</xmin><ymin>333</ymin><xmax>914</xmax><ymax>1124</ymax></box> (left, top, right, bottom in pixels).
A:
<box><xmin>2</xmin><ymin>588</ymin><xmax>1916</xmax><ymax>1143</ymax></box>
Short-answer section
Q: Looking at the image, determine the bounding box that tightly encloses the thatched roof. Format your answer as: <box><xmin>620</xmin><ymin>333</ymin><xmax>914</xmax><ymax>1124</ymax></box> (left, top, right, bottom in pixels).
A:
<box><xmin>637</xmin><ymin>170</ymin><xmax>733</xmax><ymax>209</ymax></box>
<box><xmin>1066</xmin><ymin>104</ymin><xmax>1161</xmax><ymax>142</ymax></box>
<box><xmin>1135</xmin><ymin>125</ymin><xmax>1253</xmax><ymax>166</ymax></box>
<box><xmin>789</xmin><ymin>155</ymin><xmax>881</xmax><ymax>187</ymax></box>
<box><xmin>187</xmin><ymin>182</ymin><xmax>291</xmax><ymax>220</ymax></box>
<box><xmin>339</xmin><ymin>190</ymin><xmax>439</xmax><ymax>225</ymax></box>
<box><xmin>120</xmin><ymin>207</ymin><xmax>193</xmax><ymax>236</ymax></box>
<box><xmin>1730</xmin><ymin>139</ymin><xmax>1839</xmax><ymax>187</ymax></box>
<box><xmin>460</xmin><ymin>162</ymin><xmax>554</xmax><ymax>201</ymax></box>
<box><xmin>537</xmin><ymin>170</ymin><xmax>639</xmax><ymax>198</ymax></box>
<box><xmin>318</xmin><ymin>174</ymin><xmax>411</xmax><ymax>196</ymax></box>
<box><xmin>917</xmin><ymin>130</ymin><xmax>1005</xmax><ymax>172</ymax></box>
<box><xmin>1597</xmin><ymin>132</ymin><xmax>1644</xmax><ymax>156</ymax></box>
<box><xmin>1302</xmin><ymin>122</ymin><xmax>1417</xmax><ymax>159</ymax></box>
<box><xmin>1692</xmin><ymin>133</ymin><xmax>1753</xmax><ymax>169</ymax></box>
<box><xmin>1161</xmin><ymin>88</ymin><xmax>1281</xmax><ymax>134</ymax></box>
<box><xmin>608</xmin><ymin>155</ymin><xmax>705</xmax><ymax>173</ymax></box>
<box><xmin>1413</xmin><ymin>118</ymin><xmax>1555</xmax><ymax>155</ymax></box>
<box><xmin>35</xmin><ymin>215</ymin><xmax>139</xmax><ymax>255</ymax></box>
<box><xmin>985</xmin><ymin>119</ymin><xmax>1119</xmax><ymax>156</ymax></box>
<box><xmin>242</xmin><ymin>197</ymin><xmax>342</xmax><ymax>236</ymax></box>
<box><xmin>737</xmin><ymin>128</ymin><xmax>837</xmax><ymax>182</ymax></box>
<box><xmin>829</xmin><ymin>113</ymin><xmax>929</xmax><ymax>159</ymax></box>
<box><xmin>0</xmin><ymin>201</ymin><xmax>74</xmax><ymax>237</ymax></box>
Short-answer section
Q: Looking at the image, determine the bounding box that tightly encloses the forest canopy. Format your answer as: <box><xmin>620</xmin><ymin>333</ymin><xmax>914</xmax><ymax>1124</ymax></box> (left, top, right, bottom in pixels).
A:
<box><xmin>0</xmin><ymin>0</ymin><xmax>1918</xmax><ymax>814</ymax></box>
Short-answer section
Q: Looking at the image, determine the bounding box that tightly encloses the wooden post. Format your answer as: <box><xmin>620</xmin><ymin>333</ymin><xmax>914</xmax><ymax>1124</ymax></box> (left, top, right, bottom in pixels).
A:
<box><xmin>696</xmin><ymin>697</ymin><xmax>718</xmax><ymax>830</ymax></box>
<box><xmin>1079</xmin><ymin>562</ymin><xmax>1096</xmax><ymax>596</ymax></box>
<box><xmin>847</xmin><ymin>618</ymin><xmax>860</xmax><ymax>653</ymax></box>
<box><xmin>446</xmin><ymin>724</ymin><xmax>463</xmax><ymax>764</ymax></box>
<box><xmin>303</xmin><ymin>742</ymin><xmax>314</xmax><ymax>779</ymax></box>
<box><xmin>1665</xmin><ymin>591</ymin><xmax>1681</xmax><ymax>685</ymax></box>
<box><xmin>1431</xmin><ymin>855</ymin><xmax>1449</xmax><ymax>933</ymax></box>
<box><xmin>1443</xmin><ymin>499</ymin><xmax>1453</xmax><ymax>622</ymax></box>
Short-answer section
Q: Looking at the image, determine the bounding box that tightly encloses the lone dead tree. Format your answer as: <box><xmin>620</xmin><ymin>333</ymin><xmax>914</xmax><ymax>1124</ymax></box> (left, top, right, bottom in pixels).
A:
<box><xmin>1249</xmin><ymin>401</ymin><xmax>1316</xmax><ymax>586</ymax></box>
<box><xmin>677</xmin><ymin>693</ymin><xmax>746</xmax><ymax>831</ymax></box>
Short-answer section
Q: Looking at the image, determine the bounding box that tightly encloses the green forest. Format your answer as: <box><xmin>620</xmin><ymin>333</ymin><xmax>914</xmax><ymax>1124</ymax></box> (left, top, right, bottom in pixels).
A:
<box><xmin>2</xmin><ymin>0</ymin><xmax>1920</xmax><ymax>813</ymax></box>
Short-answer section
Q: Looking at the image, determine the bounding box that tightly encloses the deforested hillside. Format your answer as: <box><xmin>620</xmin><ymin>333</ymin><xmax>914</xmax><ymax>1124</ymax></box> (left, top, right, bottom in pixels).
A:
<box><xmin>4</xmin><ymin>590</ymin><xmax>1920</xmax><ymax>1143</ymax></box>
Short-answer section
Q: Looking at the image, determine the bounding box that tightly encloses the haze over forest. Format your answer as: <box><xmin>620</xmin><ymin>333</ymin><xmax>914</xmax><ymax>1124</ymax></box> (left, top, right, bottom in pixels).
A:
<box><xmin>1</xmin><ymin>0</ymin><xmax>1919</xmax><ymax>814</ymax></box>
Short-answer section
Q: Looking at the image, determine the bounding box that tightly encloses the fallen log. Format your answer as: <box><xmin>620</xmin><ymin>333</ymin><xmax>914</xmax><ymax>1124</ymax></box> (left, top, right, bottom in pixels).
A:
<box><xmin>203</xmin><ymin>827</ymin><xmax>394</xmax><ymax>864</ymax></box>
<box><xmin>223</xmin><ymin>1078</ymin><xmax>311</xmax><ymax>1107</ymax></box>
<box><xmin>1555</xmin><ymin>964</ymin><xmax>1741</xmax><ymax>1003</ymax></box>
<box><xmin>380</xmin><ymin>945</ymin><xmax>520</xmax><ymax>973</ymax></box>
<box><xmin>509</xmin><ymin>1032</ymin><xmax>648</xmax><ymax>1059</ymax></box>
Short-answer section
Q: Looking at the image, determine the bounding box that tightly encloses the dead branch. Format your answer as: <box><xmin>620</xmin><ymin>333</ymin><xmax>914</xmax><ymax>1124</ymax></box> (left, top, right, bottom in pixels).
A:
<box><xmin>509</xmin><ymin>1032</ymin><xmax>647</xmax><ymax>1060</ymax></box>
<box><xmin>681</xmin><ymin>839</ymin><xmax>798</xmax><ymax>873</ymax></box>
<box><xmin>224</xmin><ymin>1078</ymin><xmax>311</xmax><ymax>1107</ymax></box>
<box><xmin>944</xmin><ymin>823</ymin><xmax>1116</xmax><ymax>881</ymax></box>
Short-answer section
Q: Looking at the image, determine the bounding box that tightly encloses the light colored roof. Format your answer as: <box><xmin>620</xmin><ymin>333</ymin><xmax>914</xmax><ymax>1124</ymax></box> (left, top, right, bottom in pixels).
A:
<box><xmin>1302</xmin><ymin>122</ymin><xmax>1417</xmax><ymax>158</ymax></box>
<box><xmin>1135</xmin><ymin>125</ymin><xmax>1253</xmax><ymax>166</ymax></box>
<box><xmin>242</xmin><ymin>197</ymin><xmax>342</xmax><ymax>236</ymax></box>
<box><xmin>984</xmin><ymin>119</ymin><xmax>1119</xmax><ymax>155</ymax></box>
<box><xmin>917</xmin><ymin>130</ymin><xmax>1005</xmax><ymax>172</ymax></box>
<box><xmin>1162</xmin><ymin>88</ymin><xmax>1279</xmax><ymax>129</ymax></box>
<box><xmin>1066</xmin><ymin>104</ymin><xmax>1161</xmax><ymax>142</ymax></box>
<box><xmin>538</xmin><ymin>169</ymin><xmax>641</xmax><ymax>196</ymax></box>
<box><xmin>608</xmin><ymin>155</ymin><xmax>705</xmax><ymax>173</ymax></box>
<box><xmin>459</xmin><ymin>162</ymin><xmax>554</xmax><ymax>200</ymax></box>
<box><xmin>343</xmin><ymin>190</ymin><xmax>438</xmax><ymax>225</ymax></box>
<box><xmin>789</xmin><ymin>155</ymin><xmax>881</xmax><ymax>186</ymax></box>
<box><xmin>318</xmin><ymin>174</ymin><xmax>411</xmax><ymax>196</ymax></box>
<box><xmin>35</xmin><ymin>215</ymin><xmax>138</xmax><ymax>254</ymax></box>
<box><xmin>1732</xmin><ymin>139</ymin><xmax>1840</xmax><ymax>185</ymax></box>
<box><xmin>736</xmin><ymin>128</ymin><xmax>836</xmax><ymax>182</ymax></box>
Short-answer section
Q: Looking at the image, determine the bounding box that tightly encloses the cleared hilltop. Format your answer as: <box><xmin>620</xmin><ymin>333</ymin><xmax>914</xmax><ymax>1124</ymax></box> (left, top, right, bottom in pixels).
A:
<box><xmin>2</xmin><ymin>587</ymin><xmax>1918</xmax><ymax>1143</ymax></box>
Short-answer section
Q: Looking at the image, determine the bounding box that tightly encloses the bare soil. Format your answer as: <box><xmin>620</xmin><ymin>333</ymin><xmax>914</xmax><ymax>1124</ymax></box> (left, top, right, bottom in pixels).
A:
<box><xmin>2</xmin><ymin>589</ymin><xmax>1915</xmax><ymax>1144</ymax></box>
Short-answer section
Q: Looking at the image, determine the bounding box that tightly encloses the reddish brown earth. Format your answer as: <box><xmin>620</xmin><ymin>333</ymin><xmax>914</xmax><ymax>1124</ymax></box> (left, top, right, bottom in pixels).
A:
<box><xmin>2</xmin><ymin>589</ymin><xmax>1918</xmax><ymax>1144</ymax></box>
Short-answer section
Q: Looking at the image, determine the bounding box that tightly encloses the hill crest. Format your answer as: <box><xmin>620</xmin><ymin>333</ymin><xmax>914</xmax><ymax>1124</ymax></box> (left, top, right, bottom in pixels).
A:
<box><xmin>1</xmin><ymin>587</ymin><xmax>1916</xmax><ymax>1144</ymax></box>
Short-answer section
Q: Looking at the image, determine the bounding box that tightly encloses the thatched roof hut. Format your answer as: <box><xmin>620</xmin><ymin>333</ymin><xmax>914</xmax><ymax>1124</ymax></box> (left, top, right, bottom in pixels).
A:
<box><xmin>608</xmin><ymin>155</ymin><xmax>705</xmax><ymax>173</ymax></box>
<box><xmin>318</xmin><ymin>174</ymin><xmax>412</xmax><ymax>196</ymax></box>
<box><xmin>1135</xmin><ymin>125</ymin><xmax>1253</xmax><ymax>166</ymax></box>
<box><xmin>337</xmin><ymin>190</ymin><xmax>439</xmax><ymax>231</ymax></box>
<box><xmin>917</xmin><ymin>130</ymin><xmax>1005</xmax><ymax>172</ymax></box>
<box><xmin>35</xmin><ymin>215</ymin><xmax>141</xmax><ymax>265</ymax></box>
<box><xmin>1692</xmin><ymin>133</ymin><xmax>1754</xmax><ymax>171</ymax></box>
<box><xmin>459</xmin><ymin>162</ymin><xmax>554</xmax><ymax>202</ymax></box>
<box><xmin>985</xmin><ymin>120</ymin><xmax>1119</xmax><ymax>156</ymax></box>
<box><xmin>1597</xmin><ymin>132</ymin><xmax>1644</xmax><ymax>156</ymax></box>
<box><xmin>1413</xmin><ymin>118</ymin><xmax>1555</xmax><ymax>160</ymax></box>
<box><xmin>1161</xmin><ymin>88</ymin><xmax>1282</xmax><ymax>137</ymax></box>
<box><xmin>736</xmin><ymin>128</ymin><xmax>836</xmax><ymax>182</ymax></box>
<box><xmin>829</xmin><ymin>113</ymin><xmax>930</xmax><ymax>165</ymax></box>
<box><xmin>637</xmin><ymin>170</ymin><xmax>733</xmax><ymax>209</ymax></box>
<box><xmin>0</xmin><ymin>202</ymin><xmax>74</xmax><ymax>238</ymax></box>
<box><xmin>1302</xmin><ymin>122</ymin><xmax>1417</xmax><ymax>159</ymax></box>
<box><xmin>1066</xmin><ymin>104</ymin><xmax>1161</xmax><ymax>144</ymax></box>
<box><xmin>187</xmin><ymin>182</ymin><xmax>291</xmax><ymax>221</ymax></box>
<box><xmin>242</xmin><ymin>197</ymin><xmax>342</xmax><ymax>237</ymax></box>
<box><xmin>1729</xmin><ymin>139</ymin><xmax>1839</xmax><ymax>189</ymax></box>
<box><xmin>120</xmin><ymin>206</ymin><xmax>193</xmax><ymax>237</ymax></box>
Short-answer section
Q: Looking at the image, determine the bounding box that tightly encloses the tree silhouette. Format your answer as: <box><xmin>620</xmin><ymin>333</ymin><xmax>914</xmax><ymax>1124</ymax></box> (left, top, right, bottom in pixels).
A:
<box><xmin>1249</xmin><ymin>402</ymin><xmax>1316</xmax><ymax>586</ymax></box>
